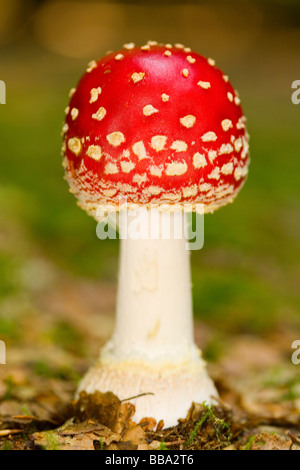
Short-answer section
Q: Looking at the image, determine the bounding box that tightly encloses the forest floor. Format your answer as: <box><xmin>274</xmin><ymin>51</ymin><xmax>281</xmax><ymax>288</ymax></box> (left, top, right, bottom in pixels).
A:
<box><xmin>0</xmin><ymin>276</ymin><xmax>300</xmax><ymax>450</ymax></box>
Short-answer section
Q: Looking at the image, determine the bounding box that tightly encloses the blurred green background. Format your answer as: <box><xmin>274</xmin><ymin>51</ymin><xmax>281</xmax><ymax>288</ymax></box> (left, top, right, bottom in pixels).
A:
<box><xmin>0</xmin><ymin>0</ymin><xmax>299</xmax><ymax>351</ymax></box>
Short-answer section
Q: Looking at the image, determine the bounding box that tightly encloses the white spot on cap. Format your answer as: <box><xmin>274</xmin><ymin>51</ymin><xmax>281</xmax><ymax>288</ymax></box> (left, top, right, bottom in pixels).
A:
<box><xmin>199</xmin><ymin>183</ymin><xmax>211</xmax><ymax>192</ymax></box>
<box><xmin>170</xmin><ymin>140</ymin><xmax>188</xmax><ymax>152</ymax></box>
<box><xmin>86</xmin><ymin>60</ymin><xmax>97</xmax><ymax>72</ymax></box>
<box><xmin>122</xmin><ymin>149</ymin><xmax>130</xmax><ymax>158</ymax></box>
<box><xmin>147</xmin><ymin>40</ymin><xmax>158</xmax><ymax>46</ymax></box>
<box><xmin>227</xmin><ymin>92</ymin><xmax>234</xmax><ymax>102</ymax></box>
<box><xmin>201</xmin><ymin>131</ymin><xmax>217</xmax><ymax>142</ymax></box>
<box><xmin>198</xmin><ymin>81</ymin><xmax>211</xmax><ymax>89</ymax></box>
<box><xmin>161</xmin><ymin>193</ymin><xmax>181</xmax><ymax>201</ymax></box>
<box><xmin>87</xmin><ymin>145</ymin><xmax>102</xmax><ymax>161</ymax></box>
<box><xmin>208</xmin><ymin>150</ymin><xmax>217</xmax><ymax>163</ymax></box>
<box><xmin>223</xmin><ymin>75</ymin><xmax>229</xmax><ymax>82</ymax></box>
<box><xmin>234</xmin><ymin>167</ymin><xmax>243</xmax><ymax>181</ymax></box>
<box><xmin>103</xmin><ymin>189</ymin><xmax>117</xmax><ymax>197</ymax></box>
<box><xmin>64</xmin><ymin>106</ymin><xmax>70</xmax><ymax>115</ymax></box>
<box><xmin>119</xmin><ymin>183</ymin><xmax>133</xmax><ymax>193</ymax></box>
<box><xmin>71</xmin><ymin>108</ymin><xmax>79</xmax><ymax>120</ymax></box>
<box><xmin>62</xmin><ymin>123</ymin><xmax>69</xmax><ymax>134</ymax></box>
<box><xmin>131</xmin><ymin>72</ymin><xmax>145</xmax><ymax>83</ymax></box>
<box><xmin>221</xmin><ymin>119</ymin><xmax>233</xmax><ymax>132</ymax></box>
<box><xmin>219</xmin><ymin>143</ymin><xmax>234</xmax><ymax>155</ymax></box>
<box><xmin>89</xmin><ymin>87</ymin><xmax>101</xmax><ymax>103</ymax></box>
<box><xmin>147</xmin><ymin>186</ymin><xmax>163</xmax><ymax>195</ymax></box>
<box><xmin>221</xmin><ymin>162</ymin><xmax>234</xmax><ymax>175</ymax></box>
<box><xmin>175</xmin><ymin>43</ymin><xmax>184</xmax><ymax>48</ymax></box>
<box><xmin>92</xmin><ymin>107</ymin><xmax>106</xmax><ymax>121</ymax></box>
<box><xmin>182</xmin><ymin>69</ymin><xmax>189</xmax><ymax>77</ymax></box>
<box><xmin>234</xmin><ymin>96</ymin><xmax>241</xmax><ymax>106</ymax></box>
<box><xmin>143</xmin><ymin>105</ymin><xmax>158</xmax><ymax>116</ymax></box>
<box><xmin>237</xmin><ymin>117</ymin><xmax>246</xmax><ymax>130</ymax></box>
<box><xmin>106</xmin><ymin>132</ymin><xmax>125</xmax><ymax>147</ymax></box>
<box><xmin>208</xmin><ymin>167</ymin><xmax>220</xmax><ymax>180</ymax></box>
<box><xmin>141</xmin><ymin>45</ymin><xmax>150</xmax><ymax>51</ymax></box>
<box><xmin>161</xmin><ymin>93</ymin><xmax>169</xmax><ymax>102</ymax></box>
<box><xmin>69</xmin><ymin>87</ymin><xmax>76</xmax><ymax>97</ymax></box>
<box><xmin>184</xmin><ymin>47</ymin><xmax>191</xmax><ymax>52</ymax></box>
<box><xmin>164</xmin><ymin>50</ymin><xmax>172</xmax><ymax>57</ymax></box>
<box><xmin>151</xmin><ymin>135</ymin><xmax>167</xmax><ymax>151</ymax></box>
<box><xmin>104</xmin><ymin>162</ymin><xmax>118</xmax><ymax>174</ymax></box>
<box><xmin>115</xmin><ymin>53</ymin><xmax>124</xmax><ymax>61</ymax></box>
<box><xmin>133</xmin><ymin>173</ymin><xmax>147</xmax><ymax>185</ymax></box>
<box><xmin>132</xmin><ymin>141</ymin><xmax>148</xmax><ymax>160</ymax></box>
<box><xmin>182</xmin><ymin>185</ymin><xmax>198</xmax><ymax>197</ymax></box>
<box><xmin>208</xmin><ymin>58</ymin><xmax>216</xmax><ymax>66</ymax></box>
<box><xmin>241</xmin><ymin>137</ymin><xmax>249</xmax><ymax>159</ymax></box>
<box><xmin>193</xmin><ymin>152</ymin><xmax>207</xmax><ymax>168</ymax></box>
<box><xmin>215</xmin><ymin>184</ymin><xmax>229</xmax><ymax>193</ymax></box>
<box><xmin>166</xmin><ymin>161</ymin><xmax>188</xmax><ymax>176</ymax></box>
<box><xmin>68</xmin><ymin>137</ymin><xmax>81</xmax><ymax>156</ymax></box>
<box><xmin>186</xmin><ymin>55</ymin><xmax>196</xmax><ymax>64</ymax></box>
<box><xmin>218</xmin><ymin>185</ymin><xmax>235</xmax><ymax>198</ymax></box>
<box><xmin>150</xmin><ymin>165</ymin><xmax>163</xmax><ymax>177</ymax></box>
<box><xmin>165</xmin><ymin>43</ymin><xmax>172</xmax><ymax>48</ymax></box>
<box><xmin>121</xmin><ymin>161</ymin><xmax>135</xmax><ymax>173</ymax></box>
<box><xmin>180</xmin><ymin>115</ymin><xmax>196</xmax><ymax>128</ymax></box>
<box><xmin>123</xmin><ymin>42</ymin><xmax>135</xmax><ymax>49</ymax></box>
<box><xmin>62</xmin><ymin>156</ymin><xmax>68</xmax><ymax>168</ymax></box>
<box><xmin>234</xmin><ymin>137</ymin><xmax>243</xmax><ymax>153</ymax></box>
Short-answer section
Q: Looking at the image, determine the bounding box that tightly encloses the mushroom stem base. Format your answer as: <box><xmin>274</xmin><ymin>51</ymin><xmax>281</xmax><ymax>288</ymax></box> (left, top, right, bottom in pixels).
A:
<box><xmin>77</xmin><ymin>357</ymin><xmax>217</xmax><ymax>428</ymax></box>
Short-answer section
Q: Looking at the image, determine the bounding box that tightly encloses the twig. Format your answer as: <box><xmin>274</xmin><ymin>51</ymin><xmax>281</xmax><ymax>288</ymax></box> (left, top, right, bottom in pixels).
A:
<box><xmin>121</xmin><ymin>392</ymin><xmax>155</xmax><ymax>403</ymax></box>
<box><xmin>0</xmin><ymin>429</ymin><xmax>23</xmax><ymax>437</ymax></box>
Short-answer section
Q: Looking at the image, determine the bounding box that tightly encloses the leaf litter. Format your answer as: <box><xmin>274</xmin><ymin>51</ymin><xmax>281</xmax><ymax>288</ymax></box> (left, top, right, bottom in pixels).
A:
<box><xmin>1</xmin><ymin>274</ymin><xmax>300</xmax><ymax>450</ymax></box>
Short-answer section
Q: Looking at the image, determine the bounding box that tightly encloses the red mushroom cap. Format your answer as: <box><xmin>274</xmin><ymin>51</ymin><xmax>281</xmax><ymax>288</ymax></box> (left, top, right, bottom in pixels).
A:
<box><xmin>62</xmin><ymin>42</ymin><xmax>249</xmax><ymax>218</ymax></box>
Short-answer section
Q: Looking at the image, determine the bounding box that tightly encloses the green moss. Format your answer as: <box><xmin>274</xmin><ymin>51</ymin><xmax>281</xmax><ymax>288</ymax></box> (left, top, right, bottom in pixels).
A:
<box><xmin>184</xmin><ymin>403</ymin><xmax>232</xmax><ymax>448</ymax></box>
<box><xmin>243</xmin><ymin>435</ymin><xmax>256</xmax><ymax>450</ymax></box>
<box><xmin>45</xmin><ymin>431</ymin><xmax>61</xmax><ymax>451</ymax></box>
<box><xmin>1</xmin><ymin>440</ymin><xmax>14</xmax><ymax>451</ymax></box>
<box><xmin>158</xmin><ymin>441</ymin><xmax>168</xmax><ymax>450</ymax></box>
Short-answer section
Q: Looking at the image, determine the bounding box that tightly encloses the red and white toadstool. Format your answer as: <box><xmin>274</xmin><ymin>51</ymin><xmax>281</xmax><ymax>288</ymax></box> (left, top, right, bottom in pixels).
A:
<box><xmin>62</xmin><ymin>41</ymin><xmax>249</xmax><ymax>428</ymax></box>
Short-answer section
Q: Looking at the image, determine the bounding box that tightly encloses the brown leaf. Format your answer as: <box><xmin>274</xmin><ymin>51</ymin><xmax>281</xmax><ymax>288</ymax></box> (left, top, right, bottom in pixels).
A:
<box><xmin>250</xmin><ymin>433</ymin><xmax>292</xmax><ymax>451</ymax></box>
<box><xmin>122</xmin><ymin>424</ymin><xmax>145</xmax><ymax>446</ymax></box>
<box><xmin>32</xmin><ymin>429</ymin><xmax>96</xmax><ymax>450</ymax></box>
<box><xmin>113</xmin><ymin>402</ymin><xmax>135</xmax><ymax>434</ymax></box>
<box><xmin>139</xmin><ymin>417</ymin><xmax>156</xmax><ymax>431</ymax></box>
<box><xmin>73</xmin><ymin>391</ymin><xmax>121</xmax><ymax>429</ymax></box>
<box><xmin>156</xmin><ymin>419</ymin><xmax>164</xmax><ymax>432</ymax></box>
<box><xmin>32</xmin><ymin>419</ymin><xmax>121</xmax><ymax>450</ymax></box>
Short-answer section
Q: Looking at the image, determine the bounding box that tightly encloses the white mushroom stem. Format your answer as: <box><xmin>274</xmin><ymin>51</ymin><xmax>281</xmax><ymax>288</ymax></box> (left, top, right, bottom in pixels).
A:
<box><xmin>78</xmin><ymin>208</ymin><xmax>217</xmax><ymax>427</ymax></box>
<box><xmin>110</xmin><ymin>209</ymin><xmax>197</xmax><ymax>363</ymax></box>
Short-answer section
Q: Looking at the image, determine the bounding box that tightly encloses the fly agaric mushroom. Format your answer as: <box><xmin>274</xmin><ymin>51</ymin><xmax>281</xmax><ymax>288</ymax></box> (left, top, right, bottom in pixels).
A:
<box><xmin>62</xmin><ymin>41</ymin><xmax>249</xmax><ymax>428</ymax></box>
